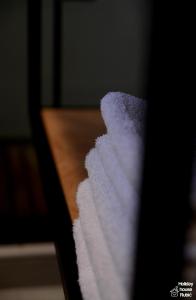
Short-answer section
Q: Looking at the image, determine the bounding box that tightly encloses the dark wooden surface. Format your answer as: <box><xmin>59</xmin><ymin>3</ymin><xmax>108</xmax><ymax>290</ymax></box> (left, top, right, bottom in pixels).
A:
<box><xmin>41</xmin><ymin>108</ymin><xmax>106</xmax><ymax>222</ymax></box>
<box><xmin>0</xmin><ymin>141</ymin><xmax>51</xmax><ymax>243</ymax></box>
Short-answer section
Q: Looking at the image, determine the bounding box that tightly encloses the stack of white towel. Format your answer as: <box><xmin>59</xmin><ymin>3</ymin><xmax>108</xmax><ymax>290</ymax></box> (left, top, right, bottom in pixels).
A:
<box><xmin>73</xmin><ymin>92</ymin><xmax>146</xmax><ymax>300</ymax></box>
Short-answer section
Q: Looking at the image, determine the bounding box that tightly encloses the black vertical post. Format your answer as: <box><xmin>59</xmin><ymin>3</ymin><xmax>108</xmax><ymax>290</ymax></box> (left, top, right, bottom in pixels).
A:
<box><xmin>27</xmin><ymin>3</ymin><xmax>82</xmax><ymax>299</ymax></box>
<box><xmin>27</xmin><ymin>0</ymin><xmax>42</xmax><ymax>113</ymax></box>
<box><xmin>53</xmin><ymin>0</ymin><xmax>62</xmax><ymax>107</ymax></box>
<box><xmin>132</xmin><ymin>2</ymin><xmax>195</xmax><ymax>300</ymax></box>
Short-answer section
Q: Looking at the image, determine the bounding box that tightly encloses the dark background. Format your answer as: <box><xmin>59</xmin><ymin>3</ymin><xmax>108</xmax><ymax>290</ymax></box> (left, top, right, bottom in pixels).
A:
<box><xmin>0</xmin><ymin>0</ymin><xmax>151</xmax><ymax>138</ymax></box>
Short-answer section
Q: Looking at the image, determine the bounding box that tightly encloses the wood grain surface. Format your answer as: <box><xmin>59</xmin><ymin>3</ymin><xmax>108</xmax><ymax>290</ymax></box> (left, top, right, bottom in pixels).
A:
<box><xmin>41</xmin><ymin>108</ymin><xmax>106</xmax><ymax>222</ymax></box>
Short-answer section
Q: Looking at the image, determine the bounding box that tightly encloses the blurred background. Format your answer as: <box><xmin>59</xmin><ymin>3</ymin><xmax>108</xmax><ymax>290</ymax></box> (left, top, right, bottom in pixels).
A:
<box><xmin>0</xmin><ymin>0</ymin><xmax>150</xmax><ymax>138</ymax></box>
<box><xmin>0</xmin><ymin>0</ymin><xmax>195</xmax><ymax>299</ymax></box>
<box><xmin>0</xmin><ymin>0</ymin><xmax>150</xmax><ymax>299</ymax></box>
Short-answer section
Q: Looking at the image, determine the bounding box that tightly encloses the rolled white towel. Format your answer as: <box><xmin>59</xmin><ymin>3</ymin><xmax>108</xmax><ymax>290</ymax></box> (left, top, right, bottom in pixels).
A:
<box><xmin>96</xmin><ymin>134</ymin><xmax>139</xmax><ymax>203</ymax></box>
<box><xmin>73</xmin><ymin>219</ymin><xmax>101</xmax><ymax>300</ymax></box>
<box><xmin>85</xmin><ymin>149</ymin><xmax>137</xmax><ymax>291</ymax></box>
<box><xmin>74</xmin><ymin>92</ymin><xmax>146</xmax><ymax>300</ymax></box>
<box><xmin>76</xmin><ymin>179</ymin><xmax>127</xmax><ymax>300</ymax></box>
<box><xmin>101</xmin><ymin>92</ymin><xmax>146</xmax><ymax>138</ymax></box>
<box><xmin>100</xmin><ymin>92</ymin><xmax>146</xmax><ymax>186</ymax></box>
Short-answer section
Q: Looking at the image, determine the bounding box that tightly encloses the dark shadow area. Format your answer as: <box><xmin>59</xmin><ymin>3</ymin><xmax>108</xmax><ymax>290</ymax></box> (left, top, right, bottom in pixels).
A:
<box><xmin>0</xmin><ymin>140</ymin><xmax>52</xmax><ymax>244</ymax></box>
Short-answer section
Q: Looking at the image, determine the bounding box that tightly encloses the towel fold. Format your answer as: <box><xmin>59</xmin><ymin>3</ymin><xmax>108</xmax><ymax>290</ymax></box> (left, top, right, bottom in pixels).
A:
<box><xmin>73</xmin><ymin>219</ymin><xmax>101</xmax><ymax>300</ymax></box>
<box><xmin>85</xmin><ymin>147</ymin><xmax>137</xmax><ymax>291</ymax></box>
<box><xmin>73</xmin><ymin>92</ymin><xmax>146</xmax><ymax>300</ymax></box>
<box><xmin>96</xmin><ymin>134</ymin><xmax>139</xmax><ymax>202</ymax></box>
<box><xmin>101</xmin><ymin>92</ymin><xmax>146</xmax><ymax>138</ymax></box>
<box><xmin>76</xmin><ymin>179</ymin><xmax>126</xmax><ymax>300</ymax></box>
<box><xmin>101</xmin><ymin>92</ymin><xmax>146</xmax><ymax>187</ymax></box>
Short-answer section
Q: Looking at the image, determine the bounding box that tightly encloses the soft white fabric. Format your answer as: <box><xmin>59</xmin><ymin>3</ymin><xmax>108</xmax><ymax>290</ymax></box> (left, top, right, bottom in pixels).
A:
<box><xmin>85</xmin><ymin>148</ymin><xmax>137</xmax><ymax>290</ymax></box>
<box><xmin>95</xmin><ymin>134</ymin><xmax>139</xmax><ymax>204</ymax></box>
<box><xmin>100</xmin><ymin>92</ymin><xmax>146</xmax><ymax>138</ymax></box>
<box><xmin>73</xmin><ymin>92</ymin><xmax>146</xmax><ymax>300</ymax></box>
<box><xmin>101</xmin><ymin>92</ymin><xmax>146</xmax><ymax>188</ymax></box>
<box><xmin>76</xmin><ymin>179</ymin><xmax>126</xmax><ymax>300</ymax></box>
<box><xmin>73</xmin><ymin>219</ymin><xmax>101</xmax><ymax>300</ymax></box>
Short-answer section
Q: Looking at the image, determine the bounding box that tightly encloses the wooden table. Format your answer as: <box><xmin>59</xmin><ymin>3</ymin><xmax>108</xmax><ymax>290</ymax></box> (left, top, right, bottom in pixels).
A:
<box><xmin>41</xmin><ymin>108</ymin><xmax>106</xmax><ymax>222</ymax></box>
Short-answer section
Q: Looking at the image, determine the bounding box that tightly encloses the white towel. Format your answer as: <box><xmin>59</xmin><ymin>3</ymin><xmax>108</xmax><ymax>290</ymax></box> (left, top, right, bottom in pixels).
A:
<box><xmin>101</xmin><ymin>92</ymin><xmax>146</xmax><ymax>138</ymax></box>
<box><xmin>101</xmin><ymin>92</ymin><xmax>146</xmax><ymax>187</ymax></box>
<box><xmin>76</xmin><ymin>179</ymin><xmax>127</xmax><ymax>300</ymax></box>
<box><xmin>73</xmin><ymin>92</ymin><xmax>146</xmax><ymax>300</ymax></box>
<box><xmin>96</xmin><ymin>134</ymin><xmax>139</xmax><ymax>201</ymax></box>
<box><xmin>85</xmin><ymin>148</ymin><xmax>137</xmax><ymax>291</ymax></box>
<box><xmin>73</xmin><ymin>219</ymin><xmax>101</xmax><ymax>300</ymax></box>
